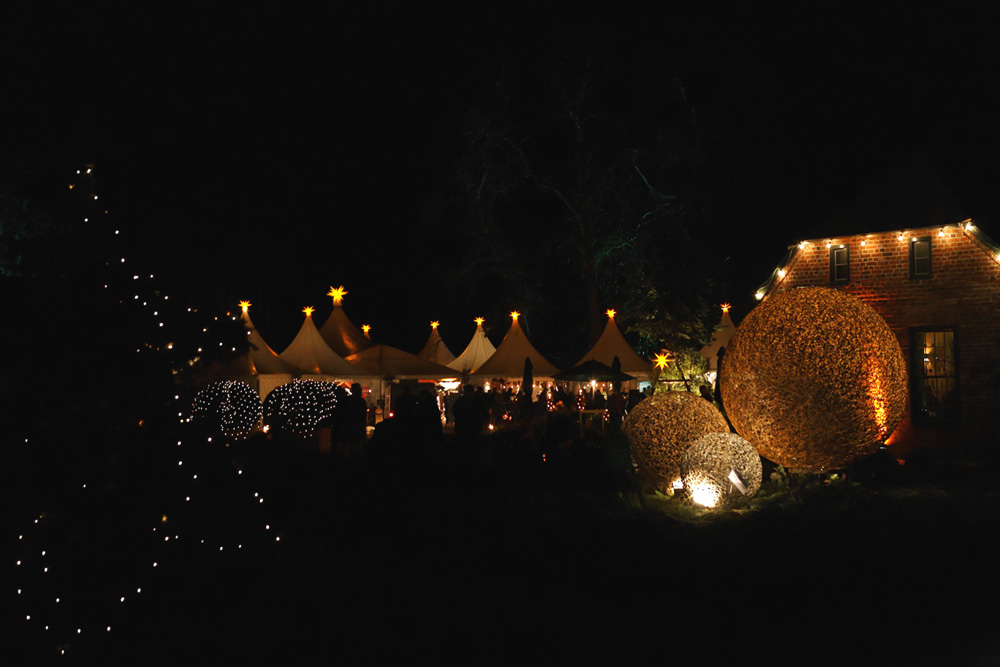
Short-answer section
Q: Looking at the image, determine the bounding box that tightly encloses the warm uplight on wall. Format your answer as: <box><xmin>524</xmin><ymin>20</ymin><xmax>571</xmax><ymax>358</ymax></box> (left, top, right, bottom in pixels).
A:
<box><xmin>777</xmin><ymin>268</ymin><xmax>786</xmax><ymax>278</ymax></box>
<box><xmin>897</xmin><ymin>233</ymin><xmax>906</xmax><ymax>242</ymax></box>
<box><xmin>755</xmin><ymin>291</ymin><xmax>764</xmax><ymax>300</ymax></box>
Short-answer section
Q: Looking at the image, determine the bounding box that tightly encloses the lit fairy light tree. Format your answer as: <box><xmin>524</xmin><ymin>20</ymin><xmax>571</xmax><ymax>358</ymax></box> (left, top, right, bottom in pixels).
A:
<box><xmin>192</xmin><ymin>380</ymin><xmax>263</xmax><ymax>439</ymax></box>
<box><xmin>262</xmin><ymin>379</ymin><xmax>339</xmax><ymax>438</ymax></box>
<box><xmin>5</xmin><ymin>164</ymin><xmax>283</xmax><ymax>662</ymax></box>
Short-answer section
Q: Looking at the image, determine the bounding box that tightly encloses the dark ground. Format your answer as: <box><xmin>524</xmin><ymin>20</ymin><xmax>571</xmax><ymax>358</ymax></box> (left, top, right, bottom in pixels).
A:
<box><xmin>5</xmin><ymin>420</ymin><xmax>1000</xmax><ymax>667</ymax></box>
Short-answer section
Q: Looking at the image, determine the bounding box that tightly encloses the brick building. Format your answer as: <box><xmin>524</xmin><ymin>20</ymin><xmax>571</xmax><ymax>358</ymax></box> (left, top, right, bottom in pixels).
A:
<box><xmin>754</xmin><ymin>219</ymin><xmax>1000</xmax><ymax>458</ymax></box>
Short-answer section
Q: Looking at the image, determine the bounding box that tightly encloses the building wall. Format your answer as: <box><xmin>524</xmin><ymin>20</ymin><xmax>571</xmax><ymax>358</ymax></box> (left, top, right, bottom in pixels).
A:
<box><xmin>767</xmin><ymin>222</ymin><xmax>1000</xmax><ymax>458</ymax></box>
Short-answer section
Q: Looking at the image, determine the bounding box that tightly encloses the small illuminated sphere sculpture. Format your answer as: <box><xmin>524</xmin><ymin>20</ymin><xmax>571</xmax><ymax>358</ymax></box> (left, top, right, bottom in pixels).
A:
<box><xmin>262</xmin><ymin>379</ymin><xmax>338</xmax><ymax>437</ymax></box>
<box><xmin>622</xmin><ymin>391</ymin><xmax>730</xmax><ymax>494</ymax></box>
<box><xmin>681</xmin><ymin>433</ymin><xmax>762</xmax><ymax>508</ymax></box>
<box><xmin>191</xmin><ymin>380</ymin><xmax>262</xmax><ymax>439</ymax></box>
<box><xmin>721</xmin><ymin>286</ymin><xmax>907</xmax><ymax>472</ymax></box>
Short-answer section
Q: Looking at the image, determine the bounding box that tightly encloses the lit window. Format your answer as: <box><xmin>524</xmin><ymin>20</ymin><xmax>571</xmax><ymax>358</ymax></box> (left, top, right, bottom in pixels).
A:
<box><xmin>910</xmin><ymin>328</ymin><xmax>958</xmax><ymax>425</ymax></box>
<box><xmin>910</xmin><ymin>236</ymin><xmax>932</xmax><ymax>278</ymax></box>
<box><xmin>830</xmin><ymin>245</ymin><xmax>849</xmax><ymax>284</ymax></box>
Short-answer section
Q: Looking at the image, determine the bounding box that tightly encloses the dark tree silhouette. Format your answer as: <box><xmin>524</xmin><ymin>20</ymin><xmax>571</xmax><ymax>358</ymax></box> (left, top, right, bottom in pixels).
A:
<box><xmin>425</xmin><ymin>34</ymin><xmax>723</xmax><ymax>362</ymax></box>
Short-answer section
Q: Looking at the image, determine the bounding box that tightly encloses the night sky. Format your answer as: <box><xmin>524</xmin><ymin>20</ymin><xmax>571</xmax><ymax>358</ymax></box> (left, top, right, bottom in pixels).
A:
<box><xmin>5</xmin><ymin>7</ymin><xmax>1000</xmax><ymax>355</ymax></box>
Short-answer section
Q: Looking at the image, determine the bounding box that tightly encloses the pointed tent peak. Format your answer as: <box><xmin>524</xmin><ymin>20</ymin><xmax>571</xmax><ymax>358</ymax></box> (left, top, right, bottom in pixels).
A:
<box><xmin>239</xmin><ymin>300</ymin><xmax>252</xmax><ymax>315</ymax></box>
<box><xmin>720</xmin><ymin>303</ymin><xmax>731</xmax><ymax>314</ymax></box>
<box><xmin>606</xmin><ymin>309</ymin><xmax>616</xmax><ymax>319</ymax></box>
<box><xmin>419</xmin><ymin>322</ymin><xmax>457</xmax><ymax>366</ymax></box>
<box><xmin>430</xmin><ymin>321</ymin><xmax>440</xmax><ymax>330</ymax></box>
<box><xmin>448</xmin><ymin>319</ymin><xmax>497</xmax><ymax>374</ymax></box>
<box><xmin>361</xmin><ymin>324</ymin><xmax>371</xmax><ymax>339</ymax></box>
<box><xmin>327</xmin><ymin>285</ymin><xmax>348</xmax><ymax>306</ymax></box>
<box><xmin>303</xmin><ymin>306</ymin><xmax>315</xmax><ymax>317</ymax></box>
<box><xmin>510</xmin><ymin>311</ymin><xmax>520</xmax><ymax>322</ymax></box>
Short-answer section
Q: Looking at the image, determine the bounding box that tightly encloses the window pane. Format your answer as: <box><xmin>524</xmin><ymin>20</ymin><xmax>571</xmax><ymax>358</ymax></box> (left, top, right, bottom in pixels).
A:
<box><xmin>912</xmin><ymin>328</ymin><xmax>958</xmax><ymax>424</ymax></box>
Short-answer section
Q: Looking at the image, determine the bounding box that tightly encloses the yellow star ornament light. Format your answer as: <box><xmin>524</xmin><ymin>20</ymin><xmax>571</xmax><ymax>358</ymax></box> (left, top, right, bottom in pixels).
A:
<box><xmin>327</xmin><ymin>285</ymin><xmax>348</xmax><ymax>306</ymax></box>
<box><xmin>654</xmin><ymin>352</ymin><xmax>672</xmax><ymax>371</ymax></box>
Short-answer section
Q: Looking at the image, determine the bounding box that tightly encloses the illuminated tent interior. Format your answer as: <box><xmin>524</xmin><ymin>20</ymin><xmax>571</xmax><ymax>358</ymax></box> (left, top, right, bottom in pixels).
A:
<box><xmin>447</xmin><ymin>317</ymin><xmax>497</xmax><ymax>375</ymax></box>
<box><xmin>346</xmin><ymin>343</ymin><xmax>461</xmax><ymax>415</ymax></box>
<box><xmin>472</xmin><ymin>312</ymin><xmax>561</xmax><ymax>382</ymax></box>
<box><xmin>575</xmin><ymin>309</ymin><xmax>653</xmax><ymax>383</ymax></box>
<box><xmin>417</xmin><ymin>321</ymin><xmax>457</xmax><ymax>367</ymax></box>
<box><xmin>318</xmin><ymin>286</ymin><xmax>373</xmax><ymax>358</ymax></box>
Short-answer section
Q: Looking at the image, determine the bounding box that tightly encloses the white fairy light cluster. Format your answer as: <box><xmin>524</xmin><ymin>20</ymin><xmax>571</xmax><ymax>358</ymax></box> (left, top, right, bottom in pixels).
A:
<box><xmin>7</xmin><ymin>165</ymin><xmax>283</xmax><ymax>660</ymax></box>
<box><xmin>192</xmin><ymin>380</ymin><xmax>263</xmax><ymax>439</ymax></box>
<box><xmin>262</xmin><ymin>379</ymin><xmax>339</xmax><ymax>437</ymax></box>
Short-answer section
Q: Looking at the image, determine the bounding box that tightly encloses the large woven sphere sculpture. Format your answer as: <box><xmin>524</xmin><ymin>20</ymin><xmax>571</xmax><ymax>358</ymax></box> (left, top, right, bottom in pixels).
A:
<box><xmin>681</xmin><ymin>433</ymin><xmax>762</xmax><ymax>508</ymax></box>
<box><xmin>721</xmin><ymin>287</ymin><xmax>907</xmax><ymax>472</ymax></box>
<box><xmin>622</xmin><ymin>391</ymin><xmax>730</xmax><ymax>494</ymax></box>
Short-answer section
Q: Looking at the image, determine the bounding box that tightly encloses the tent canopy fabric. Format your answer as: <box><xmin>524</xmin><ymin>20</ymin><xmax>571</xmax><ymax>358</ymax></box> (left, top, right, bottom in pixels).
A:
<box><xmin>319</xmin><ymin>305</ymin><xmax>373</xmax><ymax>358</ymax></box>
<box><xmin>345</xmin><ymin>344</ymin><xmax>460</xmax><ymax>380</ymax></box>
<box><xmin>281</xmin><ymin>310</ymin><xmax>369</xmax><ymax>377</ymax></box>
<box><xmin>417</xmin><ymin>325</ymin><xmax>457</xmax><ymax>366</ymax></box>
<box><xmin>472</xmin><ymin>315</ymin><xmax>560</xmax><ymax>379</ymax></box>
<box><xmin>554</xmin><ymin>359</ymin><xmax>635</xmax><ymax>383</ymax></box>
<box><xmin>241</xmin><ymin>309</ymin><xmax>300</xmax><ymax>375</ymax></box>
<box><xmin>447</xmin><ymin>320</ymin><xmax>497</xmax><ymax>375</ymax></box>
<box><xmin>576</xmin><ymin>312</ymin><xmax>651</xmax><ymax>377</ymax></box>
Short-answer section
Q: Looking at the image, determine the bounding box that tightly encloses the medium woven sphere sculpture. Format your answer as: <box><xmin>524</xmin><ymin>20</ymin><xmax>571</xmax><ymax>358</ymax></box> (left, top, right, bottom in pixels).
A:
<box><xmin>622</xmin><ymin>391</ymin><xmax>730</xmax><ymax>494</ymax></box>
<box><xmin>721</xmin><ymin>287</ymin><xmax>907</xmax><ymax>472</ymax></box>
<box><xmin>681</xmin><ymin>433</ymin><xmax>762</xmax><ymax>508</ymax></box>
